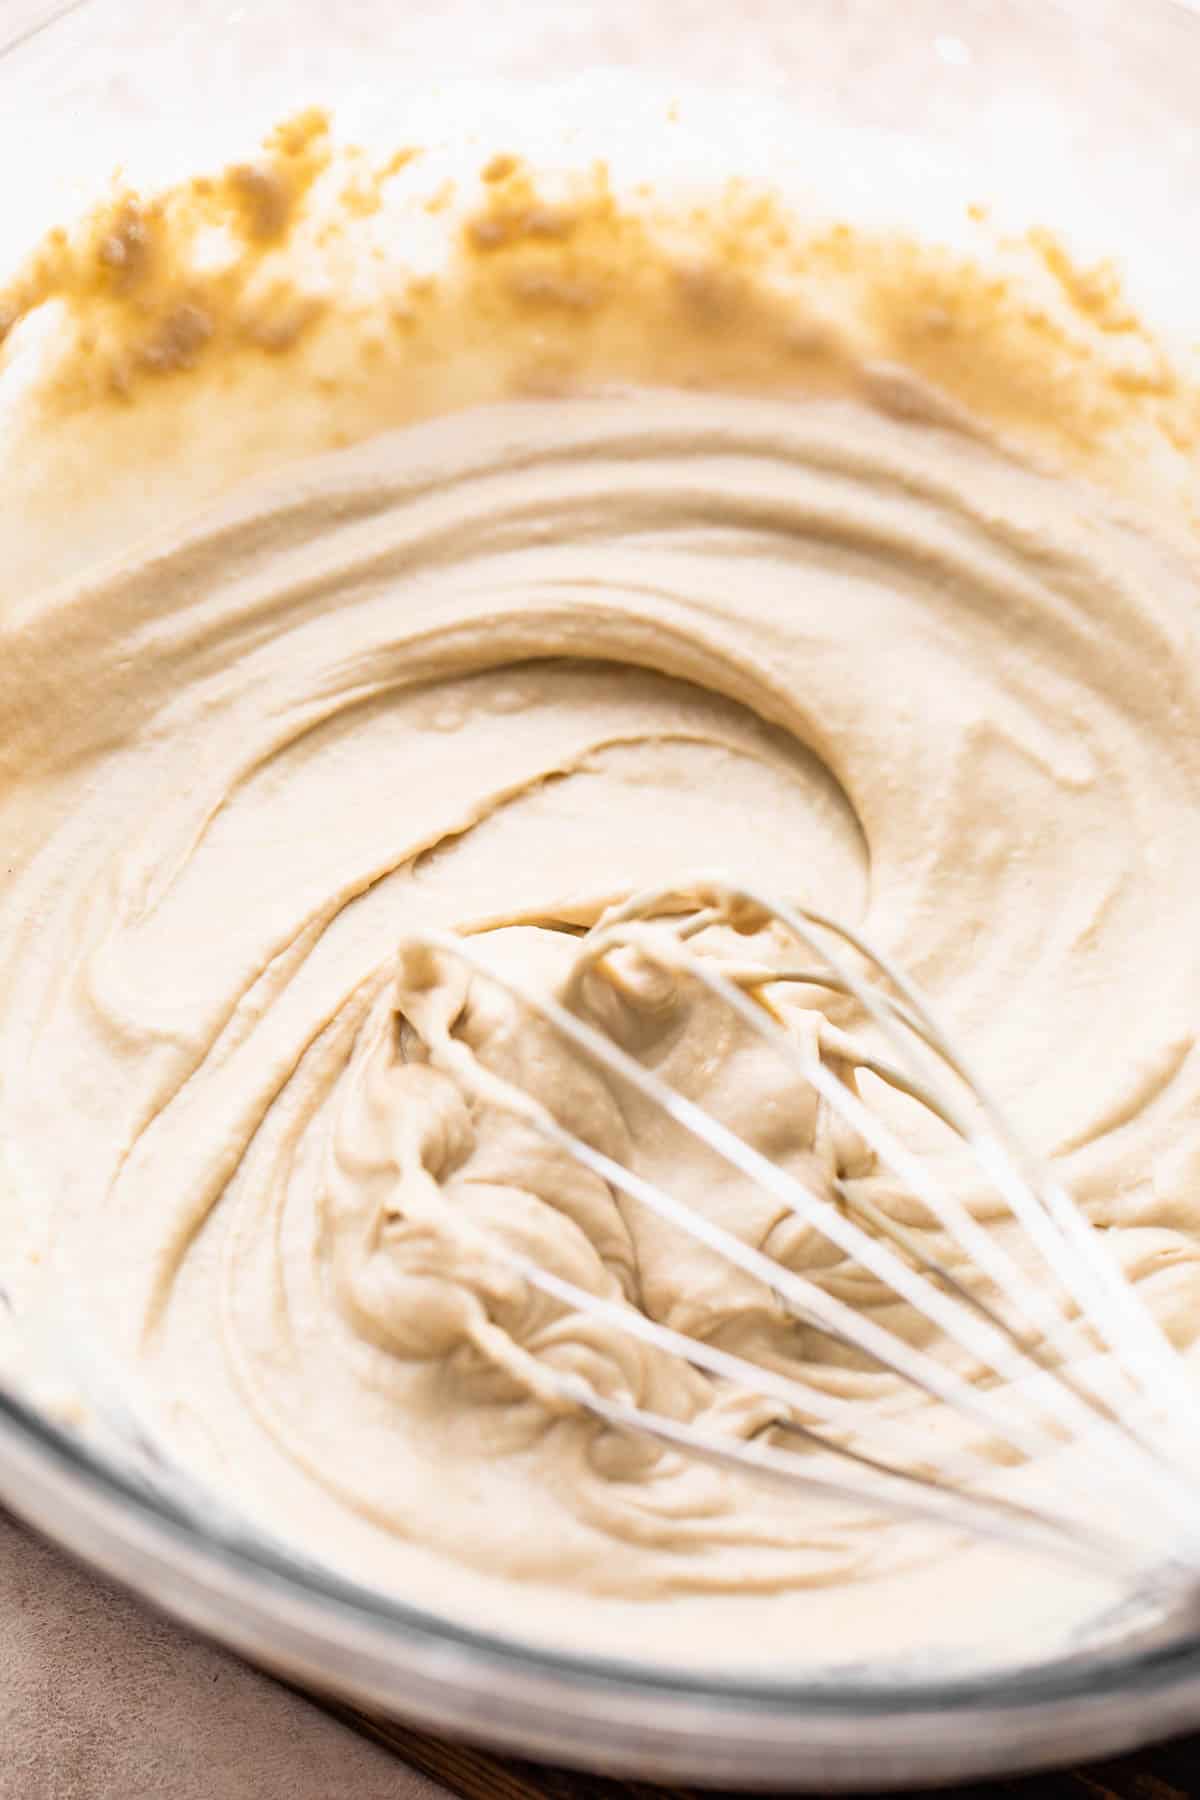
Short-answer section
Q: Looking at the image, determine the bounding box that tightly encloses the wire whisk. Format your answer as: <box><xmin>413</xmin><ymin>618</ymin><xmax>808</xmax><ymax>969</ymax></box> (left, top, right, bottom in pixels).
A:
<box><xmin>391</xmin><ymin>874</ymin><xmax>1200</xmax><ymax>1587</ymax></box>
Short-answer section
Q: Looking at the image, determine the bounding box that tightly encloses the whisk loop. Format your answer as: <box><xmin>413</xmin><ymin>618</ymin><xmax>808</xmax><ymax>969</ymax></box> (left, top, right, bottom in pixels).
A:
<box><xmin>393</xmin><ymin>874</ymin><xmax>1200</xmax><ymax>1581</ymax></box>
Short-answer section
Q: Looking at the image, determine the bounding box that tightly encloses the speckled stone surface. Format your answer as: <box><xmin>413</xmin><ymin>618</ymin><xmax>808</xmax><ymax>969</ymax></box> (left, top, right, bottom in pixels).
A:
<box><xmin>0</xmin><ymin>1510</ymin><xmax>453</xmax><ymax>1800</ymax></box>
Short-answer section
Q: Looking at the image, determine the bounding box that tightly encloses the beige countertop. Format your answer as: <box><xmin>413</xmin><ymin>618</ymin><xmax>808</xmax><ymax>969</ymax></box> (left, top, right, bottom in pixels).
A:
<box><xmin>0</xmin><ymin>1510</ymin><xmax>452</xmax><ymax>1800</ymax></box>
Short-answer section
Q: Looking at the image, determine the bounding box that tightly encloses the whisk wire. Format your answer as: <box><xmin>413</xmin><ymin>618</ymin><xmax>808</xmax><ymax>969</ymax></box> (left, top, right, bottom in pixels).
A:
<box><xmin>394</xmin><ymin>876</ymin><xmax>1200</xmax><ymax>1572</ymax></box>
<box><xmin>600</xmin><ymin>879</ymin><xmax>1200</xmax><ymax>1438</ymax></box>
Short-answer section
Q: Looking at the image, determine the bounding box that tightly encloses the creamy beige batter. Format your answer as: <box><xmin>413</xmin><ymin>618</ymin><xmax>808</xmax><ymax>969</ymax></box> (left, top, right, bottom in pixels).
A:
<box><xmin>2</xmin><ymin>377</ymin><xmax>1200</xmax><ymax>1672</ymax></box>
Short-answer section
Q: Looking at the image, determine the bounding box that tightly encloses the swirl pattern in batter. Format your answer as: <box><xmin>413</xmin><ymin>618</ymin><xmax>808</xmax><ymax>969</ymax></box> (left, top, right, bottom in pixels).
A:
<box><xmin>2</xmin><ymin>388</ymin><xmax>1200</xmax><ymax>1669</ymax></box>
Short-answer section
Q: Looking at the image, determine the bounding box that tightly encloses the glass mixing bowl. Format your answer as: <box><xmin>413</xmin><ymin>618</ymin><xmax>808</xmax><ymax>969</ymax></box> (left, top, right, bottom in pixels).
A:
<box><xmin>3</xmin><ymin>0</ymin><xmax>1200</xmax><ymax>1785</ymax></box>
